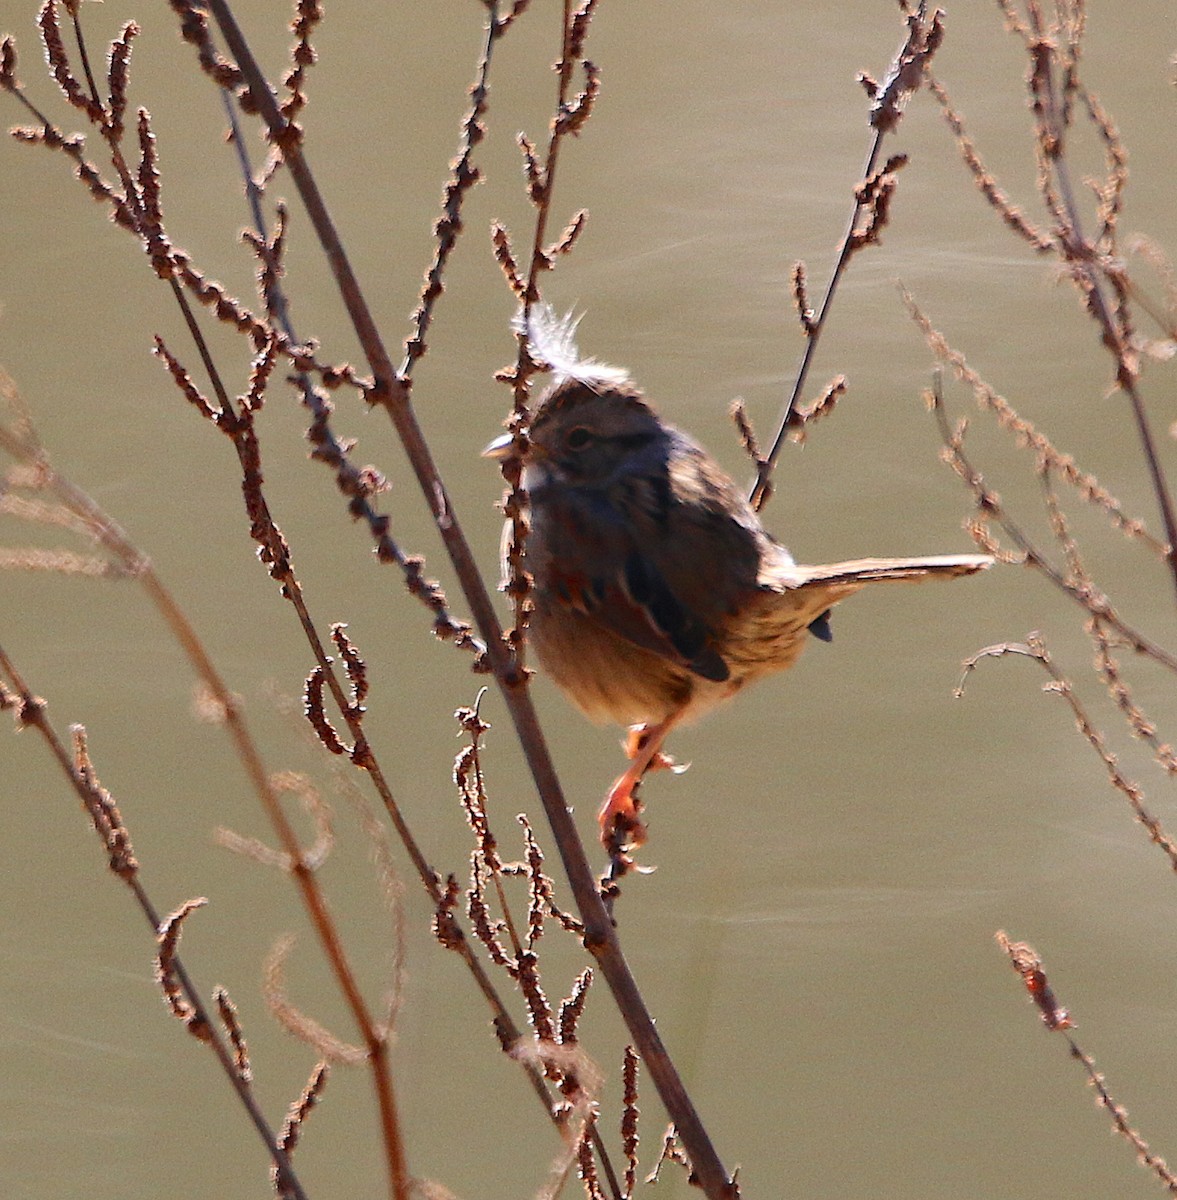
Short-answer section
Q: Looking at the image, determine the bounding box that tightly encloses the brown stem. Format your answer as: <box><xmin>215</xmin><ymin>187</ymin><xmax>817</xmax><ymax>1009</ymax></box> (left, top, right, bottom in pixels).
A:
<box><xmin>927</xmin><ymin>385</ymin><xmax>1177</xmax><ymax>674</ymax></box>
<box><xmin>202</xmin><ymin>2</ymin><xmax>736</xmax><ymax>1194</ymax></box>
<box><xmin>0</xmin><ymin>391</ymin><xmax>409</xmax><ymax>1196</ymax></box>
<box><xmin>749</xmin><ymin>3</ymin><xmax>944</xmax><ymax>510</ymax></box>
<box><xmin>142</xmin><ymin>561</ymin><xmax>412</xmax><ymax>1200</ymax></box>
<box><xmin>210</xmin><ymin>34</ymin><xmax>588</xmax><ymax>1169</ymax></box>
<box><xmin>0</xmin><ymin>642</ymin><xmax>310</xmax><ymax>1200</ymax></box>
<box><xmin>749</xmin><ymin>126</ymin><xmax>886</xmax><ymax>512</ymax></box>
<box><xmin>1034</xmin><ymin>38</ymin><xmax>1177</xmax><ymax>604</ymax></box>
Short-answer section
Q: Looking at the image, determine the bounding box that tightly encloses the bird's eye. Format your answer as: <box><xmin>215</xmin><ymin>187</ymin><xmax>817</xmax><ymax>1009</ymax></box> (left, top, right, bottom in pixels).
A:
<box><xmin>565</xmin><ymin>426</ymin><xmax>593</xmax><ymax>451</ymax></box>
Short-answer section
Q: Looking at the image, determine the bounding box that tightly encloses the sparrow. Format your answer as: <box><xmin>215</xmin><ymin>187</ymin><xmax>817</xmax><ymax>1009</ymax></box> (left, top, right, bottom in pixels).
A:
<box><xmin>486</xmin><ymin>309</ymin><xmax>992</xmax><ymax>859</ymax></box>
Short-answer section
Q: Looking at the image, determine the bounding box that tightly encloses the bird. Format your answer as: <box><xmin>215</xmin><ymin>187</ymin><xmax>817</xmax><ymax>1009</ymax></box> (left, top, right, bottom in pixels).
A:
<box><xmin>485</xmin><ymin>308</ymin><xmax>993</xmax><ymax>861</ymax></box>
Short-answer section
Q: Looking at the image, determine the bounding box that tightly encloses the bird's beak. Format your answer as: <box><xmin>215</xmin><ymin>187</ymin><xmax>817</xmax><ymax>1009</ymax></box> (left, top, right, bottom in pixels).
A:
<box><xmin>481</xmin><ymin>431</ymin><xmax>516</xmax><ymax>461</ymax></box>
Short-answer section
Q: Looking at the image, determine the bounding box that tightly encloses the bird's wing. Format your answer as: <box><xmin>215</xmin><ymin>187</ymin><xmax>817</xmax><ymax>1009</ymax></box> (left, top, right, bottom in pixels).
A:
<box><xmin>534</xmin><ymin>486</ymin><xmax>733</xmax><ymax>683</ymax></box>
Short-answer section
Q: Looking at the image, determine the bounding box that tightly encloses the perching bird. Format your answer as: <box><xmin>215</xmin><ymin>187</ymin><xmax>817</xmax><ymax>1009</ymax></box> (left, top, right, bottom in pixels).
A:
<box><xmin>485</xmin><ymin>309</ymin><xmax>992</xmax><ymax>858</ymax></box>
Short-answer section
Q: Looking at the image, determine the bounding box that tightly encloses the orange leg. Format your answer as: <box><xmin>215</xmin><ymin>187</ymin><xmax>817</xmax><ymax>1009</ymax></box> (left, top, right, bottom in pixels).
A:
<box><xmin>598</xmin><ymin>713</ymin><xmax>681</xmax><ymax>854</ymax></box>
<box><xmin>621</xmin><ymin>725</ymin><xmax>681</xmax><ymax>773</ymax></box>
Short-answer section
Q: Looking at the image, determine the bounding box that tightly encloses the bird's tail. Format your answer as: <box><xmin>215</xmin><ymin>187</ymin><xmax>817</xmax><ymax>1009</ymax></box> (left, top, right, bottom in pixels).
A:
<box><xmin>781</xmin><ymin>553</ymin><xmax>994</xmax><ymax>591</ymax></box>
<box><xmin>725</xmin><ymin>553</ymin><xmax>992</xmax><ymax>676</ymax></box>
<box><xmin>756</xmin><ymin>552</ymin><xmax>994</xmax><ymax>627</ymax></box>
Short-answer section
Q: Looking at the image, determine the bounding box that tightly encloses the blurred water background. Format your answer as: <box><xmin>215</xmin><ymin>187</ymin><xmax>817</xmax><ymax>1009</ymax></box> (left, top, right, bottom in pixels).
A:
<box><xmin>3</xmin><ymin>3</ymin><xmax>1177</xmax><ymax>1198</ymax></box>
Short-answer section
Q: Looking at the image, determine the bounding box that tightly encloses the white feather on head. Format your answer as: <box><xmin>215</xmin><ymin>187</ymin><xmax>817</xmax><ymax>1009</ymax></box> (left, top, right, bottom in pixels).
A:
<box><xmin>514</xmin><ymin>304</ymin><xmax>632</xmax><ymax>391</ymax></box>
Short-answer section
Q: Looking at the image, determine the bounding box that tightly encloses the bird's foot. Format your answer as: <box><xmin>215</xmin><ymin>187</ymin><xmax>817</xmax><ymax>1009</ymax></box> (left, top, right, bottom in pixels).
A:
<box><xmin>598</xmin><ymin>772</ymin><xmax>648</xmax><ymax>859</ymax></box>
<box><xmin>600</xmin><ymin>715</ymin><xmax>682</xmax><ymax>879</ymax></box>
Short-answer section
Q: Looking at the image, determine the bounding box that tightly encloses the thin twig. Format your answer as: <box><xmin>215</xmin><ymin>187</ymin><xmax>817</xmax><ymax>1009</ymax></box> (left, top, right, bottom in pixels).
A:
<box><xmin>1031</xmin><ymin>31</ymin><xmax>1177</xmax><ymax>605</ymax></box>
<box><xmin>214</xmin><ymin>15</ymin><xmax>603</xmax><ymax>1166</ymax></box>
<box><xmin>996</xmin><ymin>932</ymin><xmax>1177</xmax><ymax>1193</ymax></box>
<box><xmin>0</xmin><ymin>643</ymin><xmax>309</xmax><ymax>1200</ymax></box>
<box><xmin>201</xmin><ymin>3</ymin><xmax>737</xmax><ymax>1193</ymax></box>
<box><xmin>919</xmin><ymin>334</ymin><xmax>1177</xmax><ymax>674</ymax></box>
<box><xmin>957</xmin><ymin>636</ymin><xmax>1177</xmax><ymax>870</ymax></box>
<box><xmin>749</xmin><ymin>2</ymin><xmax>944</xmax><ymax>511</ymax></box>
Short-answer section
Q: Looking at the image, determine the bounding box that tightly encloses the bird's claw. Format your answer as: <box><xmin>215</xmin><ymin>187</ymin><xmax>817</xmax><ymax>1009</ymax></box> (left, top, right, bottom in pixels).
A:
<box><xmin>598</xmin><ymin>779</ymin><xmax>648</xmax><ymax>856</ymax></box>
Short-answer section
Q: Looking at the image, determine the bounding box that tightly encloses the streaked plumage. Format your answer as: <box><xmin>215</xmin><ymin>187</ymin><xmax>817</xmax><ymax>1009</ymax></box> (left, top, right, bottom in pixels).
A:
<box><xmin>486</xmin><ymin>310</ymin><xmax>993</xmax><ymax>856</ymax></box>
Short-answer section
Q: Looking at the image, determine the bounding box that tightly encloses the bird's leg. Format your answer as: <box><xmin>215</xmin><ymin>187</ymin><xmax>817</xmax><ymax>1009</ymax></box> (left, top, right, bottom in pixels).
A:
<box><xmin>599</xmin><ymin>713</ymin><xmax>681</xmax><ymax>855</ymax></box>
<box><xmin>621</xmin><ymin>724</ymin><xmax>681</xmax><ymax>773</ymax></box>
